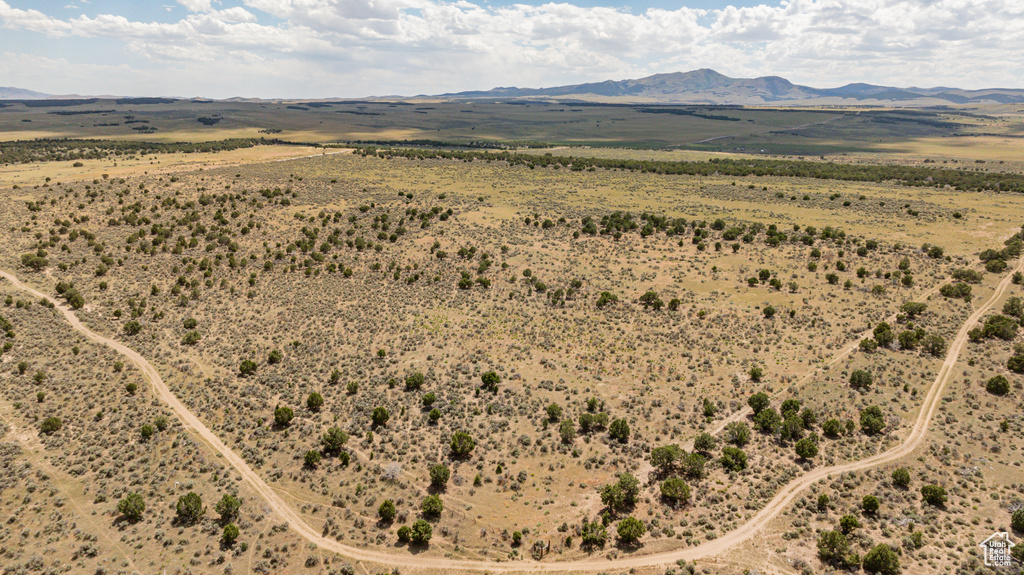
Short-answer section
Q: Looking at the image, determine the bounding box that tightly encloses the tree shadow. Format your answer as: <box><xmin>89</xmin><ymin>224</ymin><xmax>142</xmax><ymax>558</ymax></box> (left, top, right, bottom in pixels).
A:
<box><xmin>615</xmin><ymin>540</ymin><xmax>646</xmax><ymax>554</ymax></box>
<box><xmin>406</xmin><ymin>542</ymin><xmax>429</xmax><ymax>554</ymax></box>
<box><xmin>393</xmin><ymin>539</ymin><xmax>430</xmax><ymax>553</ymax></box>
<box><xmin>111</xmin><ymin>515</ymin><xmax>138</xmax><ymax>530</ymax></box>
<box><xmin>170</xmin><ymin>515</ymin><xmax>204</xmax><ymax>529</ymax></box>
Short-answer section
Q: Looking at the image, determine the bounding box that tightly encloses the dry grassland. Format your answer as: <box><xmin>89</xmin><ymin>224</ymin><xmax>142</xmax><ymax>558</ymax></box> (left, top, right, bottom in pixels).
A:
<box><xmin>0</xmin><ymin>147</ymin><xmax>1022</xmax><ymax>574</ymax></box>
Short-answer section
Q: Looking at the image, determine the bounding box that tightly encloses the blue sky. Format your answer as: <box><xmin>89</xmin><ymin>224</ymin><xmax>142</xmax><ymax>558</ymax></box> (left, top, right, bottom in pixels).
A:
<box><xmin>2</xmin><ymin>0</ymin><xmax>1023</xmax><ymax>98</ymax></box>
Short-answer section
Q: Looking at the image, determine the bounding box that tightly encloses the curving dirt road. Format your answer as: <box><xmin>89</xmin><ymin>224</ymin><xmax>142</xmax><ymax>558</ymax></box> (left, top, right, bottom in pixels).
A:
<box><xmin>2</xmin><ymin>256</ymin><xmax>1020</xmax><ymax>572</ymax></box>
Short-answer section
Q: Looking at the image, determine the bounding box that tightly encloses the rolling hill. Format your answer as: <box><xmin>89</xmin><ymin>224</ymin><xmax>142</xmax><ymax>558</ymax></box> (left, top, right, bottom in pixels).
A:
<box><xmin>0</xmin><ymin>86</ymin><xmax>51</xmax><ymax>100</ymax></box>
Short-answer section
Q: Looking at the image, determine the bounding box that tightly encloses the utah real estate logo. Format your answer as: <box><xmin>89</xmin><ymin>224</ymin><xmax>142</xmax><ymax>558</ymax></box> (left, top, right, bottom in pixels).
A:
<box><xmin>979</xmin><ymin>531</ymin><xmax>1015</xmax><ymax>567</ymax></box>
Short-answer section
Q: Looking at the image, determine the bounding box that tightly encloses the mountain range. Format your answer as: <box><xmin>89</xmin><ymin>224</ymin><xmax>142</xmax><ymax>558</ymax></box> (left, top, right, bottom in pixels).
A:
<box><xmin>4</xmin><ymin>69</ymin><xmax>1024</xmax><ymax>105</ymax></box>
<box><xmin>436</xmin><ymin>68</ymin><xmax>1024</xmax><ymax>105</ymax></box>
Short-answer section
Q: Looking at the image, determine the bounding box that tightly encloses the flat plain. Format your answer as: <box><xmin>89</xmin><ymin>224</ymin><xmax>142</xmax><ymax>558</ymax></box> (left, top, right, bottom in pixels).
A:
<box><xmin>0</xmin><ymin>100</ymin><xmax>1023</xmax><ymax>575</ymax></box>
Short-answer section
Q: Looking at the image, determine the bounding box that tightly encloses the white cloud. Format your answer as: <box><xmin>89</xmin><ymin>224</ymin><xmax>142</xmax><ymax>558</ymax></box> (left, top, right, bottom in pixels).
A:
<box><xmin>214</xmin><ymin>7</ymin><xmax>258</xmax><ymax>22</ymax></box>
<box><xmin>0</xmin><ymin>1</ymin><xmax>73</xmax><ymax>35</ymax></box>
<box><xmin>1</xmin><ymin>0</ymin><xmax>1023</xmax><ymax>97</ymax></box>
<box><xmin>177</xmin><ymin>0</ymin><xmax>214</xmax><ymax>12</ymax></box>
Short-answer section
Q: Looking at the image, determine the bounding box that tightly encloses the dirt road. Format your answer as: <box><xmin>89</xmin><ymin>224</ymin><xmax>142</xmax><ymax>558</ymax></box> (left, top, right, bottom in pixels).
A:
<box><xmin>2</xmin><ymin>256</ymin><xmax>1019</xmax><ymax>572</ymax></box>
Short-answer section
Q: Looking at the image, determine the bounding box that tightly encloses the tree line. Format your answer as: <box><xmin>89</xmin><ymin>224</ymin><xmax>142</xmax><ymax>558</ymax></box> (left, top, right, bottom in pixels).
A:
<box><xmin>0</xmin><ymin>138</ymin><xmax>308</xmax><ymax>165</ymax></box>
<box><xmin>355</xmin><ymin>147</ymin><xmax>1024</xmax><ymax>194</ymax></box>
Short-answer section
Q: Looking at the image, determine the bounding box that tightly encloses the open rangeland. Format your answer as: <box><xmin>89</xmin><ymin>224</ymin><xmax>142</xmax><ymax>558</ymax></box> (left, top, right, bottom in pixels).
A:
<box><xmin>0</xmin><ymin>142</ymin><xmax>1022</xmax><ymax>575</ymax></box>
<box><xmin>5</xmin><ymin>97</ymin><xmax>1024</xmax><ymax>158</ymax></box>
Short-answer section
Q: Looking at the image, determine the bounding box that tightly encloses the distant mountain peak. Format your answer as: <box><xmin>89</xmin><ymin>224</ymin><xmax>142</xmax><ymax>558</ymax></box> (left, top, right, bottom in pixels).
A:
<box><xmin>0</xmin><ymin>86</ymin><xmax>51</xmax><ymax>100</ymax></box>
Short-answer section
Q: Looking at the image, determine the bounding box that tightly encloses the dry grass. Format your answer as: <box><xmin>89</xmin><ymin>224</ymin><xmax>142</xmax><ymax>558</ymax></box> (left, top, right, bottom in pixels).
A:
<box><xmin>0</xmin><ymin>147</ymin><xmax>1021</xmax><ymax>573</ymax></box>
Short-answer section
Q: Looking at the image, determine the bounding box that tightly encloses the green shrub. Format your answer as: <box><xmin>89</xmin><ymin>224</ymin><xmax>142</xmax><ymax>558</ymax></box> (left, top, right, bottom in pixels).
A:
<box><xmin>939</xmin><ymin>282</ymin><xmax>971</xmax><ymax>300</ymax></box>
<box><xmin>450</xmin><ymin>430</ymin><xmax>475</xmax><ymax>456</ymax></box>
<box><xmin>176</xmin><ymin>492</ymin><xmax>205</xmax><ymax>525</ymax></box>
<box><xmin>900</xmin><ymin>301</ymin><xmax>927</xmax><ymax>317</ymax></box>
<box><xmin>321</xmin><ymin>427</ymin><xmax>348</xmax><ymax>453</ymax></box>
<box><xmin>608</xmin><ymin>418</ymin><xmax>630</xmax><ymax>442</ymax></box>
<box><xmin>616</xmin><ymin>516</ymin><xmax>646</xmax><ymax>544</ymax></box>
<box><xmin>817</xmin><ymin>530</ymin><xmax>850</xmax><ymax>564</ymax></box>
<box><xmin>581</xmin><ymin>520</ymin><xmax>607</xmax><ymax>548</ymax></box>
<box><xmin>659</xmin><ymin>478</ymin><xmax>691</xmax><ymax>504</ymax></box>
<box><xmin>273</xmin><ymin>405</ymin><xmax>294</xmax><ymax>427</ymax></box>
<box><xmin>378</xmin><ymin>499</ymin><xmax>396</xmax><ymax>522</ymax></box>
<box><xmin>860</xmin><ymin>406</ymin><xmax>885</xmax><ymax>435</ymax></box>
<box><xmin>822</xmin><ymin>418</ymin><xmax>843</xmax><ymax>437</ymax></box>
<box><xmin>239</xmin><ymin>359</ymin><xmax>257</xmax><ymax>376</ymax></box>
<box><xmin>422</xmin><ymin>494</ymin><xmax>443</xmax><ymax>516</ymax></box>
<box><xmin>599</xmin><ymin>473</ymin><xmax>640</xmax><ymax>511</ymax></box>
<box><xmin>1011</xmin><ymin>508</ymin><xmax>1024</xmax><ymax>532</ymax></box>
<box><xmin>681</xmin><ymin>453</ymin><xmax>706</xmax><ymax>479</ymax></box>
<box><xmin>863</xmin><ymin>543</ymin><xmax>900</xmax><ymax>575</ymax></box>
<box><xmin>306</xmin><ymin>392</ymin><xmax>324</xmax><ymax>412</ymax></box>
<box><xmin>215</xmin><ymin>494</ymin><xmax>241</xmax><ymax>523</ymax></box>
<box><xmin>596</xmin><ymin>291</ymin><xmax>618</xmax><ymax>308</ymax></box>
<box><xmin>405</xmin><ymin>371</ymin><xmax>425</xmax><ymax>390</ymax></box>
<box><xmin>922</xmin><ymin>334</ymin><xmax>946</xmax><ymax>357</ymax></box>
<box><xmin>921</xmin><ymin>484</ymin><xmax>947</xmax><ymax>506</ymax></box>
<box><xmin>558</xmin><ymin>419</ymin><xmax>576</xmax><ymax>443</ymax></box>
<box><xmin>891</xmin><ymin>467</ymin><xmax>911</xmax><ymax>488</ymax></box>
<box><xmin>747</xmin><ymin>392</ymin><xmax>769</xmax><ymax>414</ymax></box>
<box><xmin>693</xmin><ymin>432</ymin><xmax>716</xmax><ymax>453</ymax></box>
<box><xmin>986</xmin><ymin>375</ymin><xmax>1010</xmax><ymax>395</ymax></box>
<box><xmin>222</xmin><ymin>523</ymin><xmax>240</xmax><ymax>545</ymax></box>
<box><xmin>1010</xmin><ymin>355</ymin><xmax>1024</xmax><ymax>374</ymax></box>
<box><xmin>754</xmin><ymin>408</ymin><xmax>782</xmax><ymax>433</ymax></box>
<box><xmin>117</xmin><ymin>492</ymin><xmax>145</xmax><ymax>522</ymax></box>
<box><xmin>650</xmin><ymin>444</ymin><xmax>684</xmax><ymax>472</ymax></box>
<box><xmin>371</xmin><ymin>406</ymin><xmax>389</xmax><ymax>426</ymax></box>
<box><xmin>720</xmin><ymin>446</ymin><xmax>747</xmax><ymax>471</ymax></box>
<box><xmin>410</xmin><ymin>519</ymin><xmax>432</xmax><ymax>544</ymax></box>
<box><xmin>850</xmin><ymin>369</ymin><xmax>872</xmax><ymax>390</ymax></box>
<box><xmin>839</xmin><ymin>514</ymin><xmax>860</xmax><ymax>534</ymax></box>
<box><xmin>40</xmin><ymin>416</ymin><xmax>62</xmax><ymax>434</ymax></box>
<box><xmin>725</xmin><ymin>421</ymin><xmax>751</xmax><ymax>446</ymax></box>
<box><xmin>303</xmin><ymin>450</ymin><xmax>321</xmax><ymax>468</ymax></box>
<box><xmin>795</xmin><ymin>437</ymin><xmax>818</xmax><ymax>459</ymax></box>
<box><xmin>986</xmin><ymin>259</ymin><xmax>1008</xmax><ymax>273</ymax></box>
<box><xmin>429</xmin><ymin>464</ymin><xmax>450</xmax><ymax>488</ymax></box>
<box><xmin>480</xmin><ymin>370</ymin><xmax>499</xmax><ymax>392</ymax></box>
<box><xmin>982</xmin><ymin>315</ymin><xmax>1018</xmax><ymax>340</ymax></box>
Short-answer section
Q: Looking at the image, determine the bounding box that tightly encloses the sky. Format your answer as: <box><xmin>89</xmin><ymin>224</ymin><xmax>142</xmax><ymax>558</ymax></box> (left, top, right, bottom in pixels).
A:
<box><xmin>1</xmin><ymin>0</ymin><xmax>1023</xmax><ymax>99</ymax></box>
